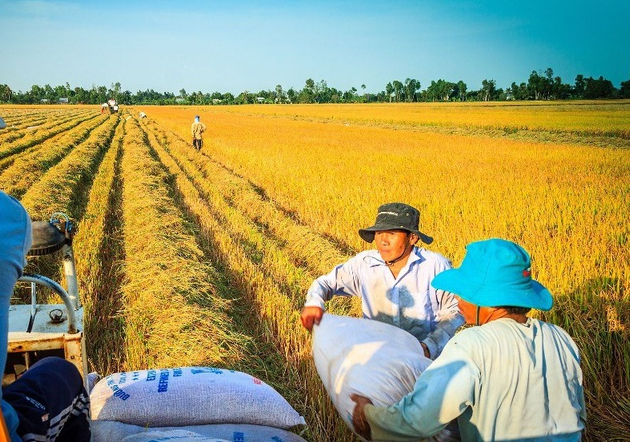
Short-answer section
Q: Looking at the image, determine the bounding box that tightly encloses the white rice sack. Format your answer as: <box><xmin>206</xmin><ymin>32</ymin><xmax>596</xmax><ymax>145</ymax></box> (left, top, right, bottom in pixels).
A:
<box><xmin>122</xmin><ymin>430</ymin><xmax>228</xmax><ymax>442</ymax></box>
<box><xmin>90</xmin><ymin>367</ymin><xmax>306</xmax><ymax>428</ymax></box>
<box><xmin>90</xmin><ymin>420</ymin><xmax>308</xmax><ymax>442</ymax></box>
<box><xmin>312</xmin><ymin>314</ymin><xmax>432</xmax><ymax>432</ymax></box>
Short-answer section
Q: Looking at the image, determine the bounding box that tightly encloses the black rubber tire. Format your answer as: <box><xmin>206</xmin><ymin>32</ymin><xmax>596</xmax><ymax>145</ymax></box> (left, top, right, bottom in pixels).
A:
<box><xmin>28</xmin><ymin>221</ymin><xmax>66</xmax><ymax>256</ymax></box>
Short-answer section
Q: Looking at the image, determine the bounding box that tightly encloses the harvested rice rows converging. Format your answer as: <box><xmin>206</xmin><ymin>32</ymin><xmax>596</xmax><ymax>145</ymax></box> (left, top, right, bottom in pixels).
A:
<box><xmin>0</xmin><ymin>108</ymin><xmax>98</xmax><ymax>164</ymax></box>
<box><xmin>74</xmin><ymin>116</ymin><xmax>127</xmax><ymax>376</ymax></box>
<box><xmin>0</xmin><ymin>113</ymin><xmax>107</xmax><ymax>198</ymax></box>
<box><xmin>117</xmin><ymin>115</ymin><xmax>249</xmax><ymax>370</ymax></box>
<box><xmin>136</xmin><ymin>116</ymin><xmax>351</xmax><ymax>441</ymax></box>
<box><xmin>1</xmin><ymin>103</ymin><xmax>629</xmax><ymax>442</ymax></box>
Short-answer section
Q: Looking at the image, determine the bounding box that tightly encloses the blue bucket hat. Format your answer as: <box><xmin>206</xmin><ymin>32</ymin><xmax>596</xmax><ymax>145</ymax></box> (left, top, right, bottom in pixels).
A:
<box><xmin>431</xmin><ymin>238</ymin><xmax>553</xmax><ymax>310</ymax></box>
<box><xmin>358</xmin><ymin>202</ymin><xmax>433</xmax><ymax>244</ymax></box>
<box><xmin>0</xmin><ymin>116</ymin><xmax>6</xmax><ymax>130</ymax></box>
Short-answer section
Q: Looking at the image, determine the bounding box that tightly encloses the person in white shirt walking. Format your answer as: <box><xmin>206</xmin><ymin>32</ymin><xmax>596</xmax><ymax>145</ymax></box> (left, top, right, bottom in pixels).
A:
<box><xmin>191</xmin><ymin>115</ymin><xmax>207</xmax><ymax>151</ymax></box>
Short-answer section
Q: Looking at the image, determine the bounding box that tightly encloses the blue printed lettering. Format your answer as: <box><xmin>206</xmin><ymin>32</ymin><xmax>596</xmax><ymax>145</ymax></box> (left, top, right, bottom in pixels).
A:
<box><xmin>146</xmin><ymin>370</ymin><xmax>156</xmax><ymax>381</ymax></box>
<box><xmin>233</xmin><ymin>432</ymin><xmax>245</xmax><ymax>442</ymax></box>
<box><xmin>191</xmin><ymin>367</ymin><xmax>223</xmax><ymax>375</ymax></box>
<box><xmin>108</xmin><ymin>384</ymin><xmax>130</xmax><ymax>401</ymax></box>
<box><xmin>158</xmin><ymin>369</ymin><xmax>169</xmax><ymax>392</ymax></box>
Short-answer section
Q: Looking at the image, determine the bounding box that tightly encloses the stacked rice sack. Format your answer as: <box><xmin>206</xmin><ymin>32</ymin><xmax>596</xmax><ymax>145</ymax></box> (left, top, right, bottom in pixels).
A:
<box><xmin>89</xmin><ymin>366</ymin><xmax>306</xmax><ymax>442</ymax></box>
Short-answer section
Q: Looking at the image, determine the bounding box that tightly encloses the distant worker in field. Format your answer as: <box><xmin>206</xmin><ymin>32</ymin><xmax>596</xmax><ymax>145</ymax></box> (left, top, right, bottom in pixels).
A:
<box><xmin>191</xmin><ymin>115</ymin><xmax>207</xmax><ymax>151</ymax></box>
<box><xmin>351</xmin><ymin>238</ymin><xmax>586</xmax><ymax>441</ymax></box>
<box><xmin>300</xmin><ymin>202</ymin><xmax>464</xmax><ymax>359</ymax></box>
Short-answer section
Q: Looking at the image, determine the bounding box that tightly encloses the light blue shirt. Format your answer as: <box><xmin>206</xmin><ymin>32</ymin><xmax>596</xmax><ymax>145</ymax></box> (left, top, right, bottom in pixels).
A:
<box><xmin>305</xmin><ymin>247</ymin><xmax>464</xmax><ymax>358</ymax></box>
<box><xmin>1</xmin><ymin>191</ymin><xmax>33</xmax><ymax>441</ymax></box>
<box><xmin>365</xmin><ymin>318</ymin><xmax>587</xmax><ymax>441</ymax></box>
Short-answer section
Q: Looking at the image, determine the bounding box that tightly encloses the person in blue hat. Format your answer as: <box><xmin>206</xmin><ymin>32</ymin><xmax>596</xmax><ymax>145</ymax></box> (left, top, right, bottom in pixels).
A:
<box><xmin>300</xmin><ymin>202</ymin><xmax>463</xmax><ymax>359</ymax></box>
<box><xmin>351</xmin><ymin>238</ymin><xmax>586</xmax><ymax>441</ymax></box>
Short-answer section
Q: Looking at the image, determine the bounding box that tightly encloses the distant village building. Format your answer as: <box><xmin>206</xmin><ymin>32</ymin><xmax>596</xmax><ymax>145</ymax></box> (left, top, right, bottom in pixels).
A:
<box><xmin>58</xmin><ymin>97</ymin><xmax>69</xmax><ymax>104</ymax></box>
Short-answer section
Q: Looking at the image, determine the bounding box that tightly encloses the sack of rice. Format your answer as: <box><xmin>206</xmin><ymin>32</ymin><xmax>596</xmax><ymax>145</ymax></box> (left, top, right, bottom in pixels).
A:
<box><xmin>121</xmin><ymin>429</ymin><xmax>227</xmax><ymax>442</ymax></box>
<box><xmin>312</xmin><ymin>314</ymin><xmax>431</xmax><ymax>435</ymax></box>
<box><xmin>90</xmin><ymin>367</ymin><xmax>306</xmax><ymax>428</ymax></box>
<box><xmin>90</xmin><ymin>421</ymin><xmax>309</xmax><ymax>442</ymax></box>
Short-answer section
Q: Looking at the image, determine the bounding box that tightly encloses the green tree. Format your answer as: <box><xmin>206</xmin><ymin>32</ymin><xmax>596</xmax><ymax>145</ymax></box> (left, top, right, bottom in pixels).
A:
<box><xmin>584</xmin><ymin>76</ymin><xmax>614</xmax><ymax>99</ymax></box>
<box><xmin>286</xmin><ymin>88</ymin><xmax>296</xmax><ymax>103</ymax></box>
<box><xmin>385</xmin><ymin>82</ymin><xmax>394</xmax><ymax>102</ymax></box>
<box><xmin>480</xmin><ymin>79</ymin><xmax>496</xmax><ymax>101</ymax></box>
<box><xmin>527</xmin><ymin>70</ymin><xmax>544</xmax><ymax>100</ymax></box>
<box><xmin>456</xmin><ymin>81</ymin><xmax>467</xmax><ymax>101</ymax></box>
<box><xmin>0</xmin><ymin>84</ymin><xmax>12</xmax><ymax>102</ymax></box>
<box><xmin>392</xmin><ymin>80</ymin><xmax>403</xmax><ymax>102</ymax></box>
<box><xmin>110</xmin><ymin>82</ymin><xmax>122</xmax><ymax>100</ymax></box>
<box><xmin>404</xmin><ymin>78</ymin><xmax>420</xmax><ymax>102</ymax></box>
<box><xmin>275</xmin><ymin>84</ymin><xmax>285</xmax><ymax>103</ymax></box>
<box><xmin>573</xmin><ymin>75</ymin><xmax>585</xmax><ymax>98</ymax></box>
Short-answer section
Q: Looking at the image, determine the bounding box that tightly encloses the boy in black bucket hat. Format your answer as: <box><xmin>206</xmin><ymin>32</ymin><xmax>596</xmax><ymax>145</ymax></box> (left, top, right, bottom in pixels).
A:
<box><xmin>301</xmin><ymin>202</ymin><xmax>463</xmax><ymax>359</ymax></box>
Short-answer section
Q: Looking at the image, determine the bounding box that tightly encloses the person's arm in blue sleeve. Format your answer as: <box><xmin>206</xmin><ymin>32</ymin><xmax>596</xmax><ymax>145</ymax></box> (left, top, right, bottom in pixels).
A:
<box><xmin>421</xmin><ymin>287</ymin><xmax>464</xmax><ymax>359</ymax></box>
<box><xmin>355</xmin><ymin>344</ymin><xmax>478</xmax><ymax>441</ymax></box>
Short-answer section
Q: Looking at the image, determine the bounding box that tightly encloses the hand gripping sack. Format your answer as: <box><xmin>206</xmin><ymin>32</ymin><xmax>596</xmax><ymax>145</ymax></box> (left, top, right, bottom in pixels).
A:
<box><xmin>312</xmin><ymin>314</ymin><xmax>432</xmax><ymax>433</ymax></box>
<box><xmin>90</xmin><ymin>367</ymin><xmax>306</xmax><ymax>428</ymax></box>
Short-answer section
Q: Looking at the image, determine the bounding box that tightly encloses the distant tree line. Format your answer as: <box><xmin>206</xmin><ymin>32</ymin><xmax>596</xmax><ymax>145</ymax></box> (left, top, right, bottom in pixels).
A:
<box><xmin>1</xmin><ymin>68</ymin><xmax>629</xmax><ymax>106</ymax></box>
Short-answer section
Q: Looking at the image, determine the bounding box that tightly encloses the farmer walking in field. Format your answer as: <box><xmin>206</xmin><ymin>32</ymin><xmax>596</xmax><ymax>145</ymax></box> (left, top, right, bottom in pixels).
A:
<box><xmin>191</xmin><ymin>115</ymin><xmax>206</xmax><ymax>151</ymax></box>
<box><xmin>351</xmin><ymin>238</ymin><xmax>587</xmax><ymax>441</ymax></box>
<box><xmin>300</xmin><ymin>202</ymin><xmax>464</xmax><ymax>359</ymax></box>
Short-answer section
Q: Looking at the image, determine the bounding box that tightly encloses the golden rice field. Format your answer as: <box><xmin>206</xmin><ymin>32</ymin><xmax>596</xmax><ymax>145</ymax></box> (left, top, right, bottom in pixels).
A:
<box><xmin>1</xmin><ymin>101</ymin><xmax>629</xmax><ymax>441</ymax></box>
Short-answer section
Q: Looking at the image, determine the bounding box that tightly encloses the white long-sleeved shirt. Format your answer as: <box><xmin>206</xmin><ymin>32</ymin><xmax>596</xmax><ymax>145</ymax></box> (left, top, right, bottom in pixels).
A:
<box><xmin>364</xmin><ymin>318</ymin><xmax>587</xmax><ymax>441</ymax></box>
<box><xmin>304</xmin><ymin>247</ymin><xmax>464</xmax><ymax>358</ymax></box>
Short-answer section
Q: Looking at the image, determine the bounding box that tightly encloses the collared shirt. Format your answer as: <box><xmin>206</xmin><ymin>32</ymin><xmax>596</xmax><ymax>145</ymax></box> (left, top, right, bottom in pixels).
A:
<box><xmin>305</xmin><ymin>247</ymin><xmax>464</xmax><ymax>358</ymax></box>
<box><xmin>364</xmin><ymin>318</ymin><xmax>587</xmax><ymax>441</ymax></box>
<box><xmin>191</xmin><ymin>121</ymin><xmax>206</xmax><ymax>140</ymax></box>
<box><xmin>1</xmin><ymin>191</ymin><xmax>33</xmax><ymax>441</ymax></box>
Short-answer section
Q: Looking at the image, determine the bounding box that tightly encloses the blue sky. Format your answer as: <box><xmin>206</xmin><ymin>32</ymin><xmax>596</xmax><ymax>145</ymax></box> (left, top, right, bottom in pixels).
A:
<box><xmin>1</xmin><ymin>0</ymin><xmax>628</xmax><ymax>95</ymax></box>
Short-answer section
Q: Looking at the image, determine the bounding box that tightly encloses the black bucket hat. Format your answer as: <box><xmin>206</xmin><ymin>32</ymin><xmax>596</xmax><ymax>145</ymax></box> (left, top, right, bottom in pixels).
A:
<box><xmin>358</xmin><ymin>202</ymin><xmax>433</xmax><ymax>244</ymax></box>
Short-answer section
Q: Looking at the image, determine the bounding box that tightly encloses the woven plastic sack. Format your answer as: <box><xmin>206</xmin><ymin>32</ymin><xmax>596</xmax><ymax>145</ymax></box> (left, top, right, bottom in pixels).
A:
<box><xmin>312</xmin><ymin>314</ymin><xmax>432</xmax><ymax>435</ymax></box>
<box><xmin>91</xmin><ymin>421</ymin><xmax>309</xmax><ymax>442</ymax></box>
<box><xmin>90</xmin><ymin>367</ymin><xmax>306</xmax><ymax>428</ymax></box>
<box><xmin>122</xmin><ymin>430</ymin><xmax>227</xmax><ymax>442</ymax></box>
